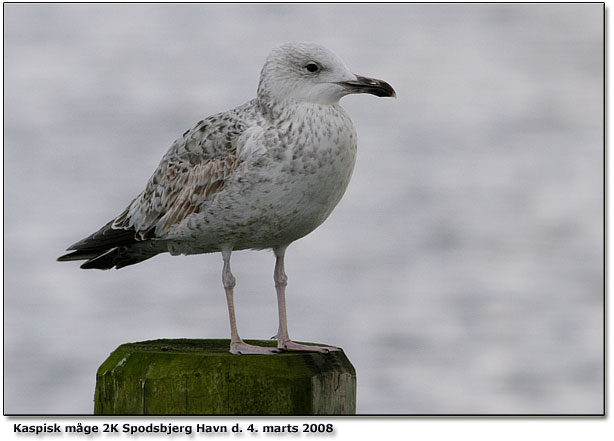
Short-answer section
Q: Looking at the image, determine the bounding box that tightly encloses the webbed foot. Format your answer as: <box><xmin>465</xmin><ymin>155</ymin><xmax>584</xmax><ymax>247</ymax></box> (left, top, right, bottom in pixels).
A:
<box><xmin>277</xmin><ymin>340</ymin><xmax>340</xmax><ymax>353</ymax></box>
<box><xmin>230</xmin><ymin>341</ymin><xmax>280</xmax><ymax>355</ymax></box>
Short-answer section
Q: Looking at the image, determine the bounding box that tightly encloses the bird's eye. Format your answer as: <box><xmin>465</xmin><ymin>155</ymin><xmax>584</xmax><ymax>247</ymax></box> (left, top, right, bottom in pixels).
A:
<box><xmin>305</xmin><ymin>62</ymin><xmax>320</xmax><ymax>73</ymax></box>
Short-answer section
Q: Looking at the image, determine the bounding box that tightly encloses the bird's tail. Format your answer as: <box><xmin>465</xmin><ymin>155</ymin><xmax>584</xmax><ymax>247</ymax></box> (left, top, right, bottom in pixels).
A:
<box><xmin>57</xmin><ymin>220</ymin><xmax>158</xmax><ymax>269</ymax></box>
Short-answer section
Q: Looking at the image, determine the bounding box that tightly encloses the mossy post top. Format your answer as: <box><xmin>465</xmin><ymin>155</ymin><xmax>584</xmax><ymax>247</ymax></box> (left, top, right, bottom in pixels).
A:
<box><xmin>95</xmin><ymin>339</ymin><xmax>356</xmax><ymax>415</ymax></box>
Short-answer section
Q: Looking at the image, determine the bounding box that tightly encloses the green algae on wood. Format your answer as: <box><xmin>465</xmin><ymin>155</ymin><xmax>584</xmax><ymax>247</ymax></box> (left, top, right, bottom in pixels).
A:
<box><xmin>94</xmin><ymin>339</ymin><xmax>356</xmax><ymax>415</ymax></box>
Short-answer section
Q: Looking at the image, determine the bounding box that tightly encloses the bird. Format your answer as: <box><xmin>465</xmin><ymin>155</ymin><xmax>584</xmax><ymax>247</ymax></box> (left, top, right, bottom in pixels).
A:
<box><xmin>58</xmin><ymin>41</ymin><xmax>396</xmax><ymax>355</ymax></box>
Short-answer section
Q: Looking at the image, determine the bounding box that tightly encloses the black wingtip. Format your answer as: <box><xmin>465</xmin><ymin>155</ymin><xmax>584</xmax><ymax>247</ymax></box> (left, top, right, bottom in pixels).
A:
<box><xmin>79</xmin><ymin>261</ymin><xmax>113</xmax><ymax>270</ymax></box>
<box><xmin>57</xmin><ymin>249</ymin><xmax>103</xmax><ymax>262</ymax></box>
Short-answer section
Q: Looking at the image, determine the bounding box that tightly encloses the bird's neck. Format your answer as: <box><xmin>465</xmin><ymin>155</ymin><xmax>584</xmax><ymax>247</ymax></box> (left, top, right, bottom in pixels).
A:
<box><xmin>257</xmin><ymin>94</ymin><xmax>341</xmax><ymax>123</ymax></box>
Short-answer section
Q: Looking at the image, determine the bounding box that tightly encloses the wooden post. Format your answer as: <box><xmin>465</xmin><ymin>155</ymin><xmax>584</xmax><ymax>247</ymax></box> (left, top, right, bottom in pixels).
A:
<box><xmin>94</xmin><ymin>339</ymin><xmax>356</xmax><ymax>415</ymax></box>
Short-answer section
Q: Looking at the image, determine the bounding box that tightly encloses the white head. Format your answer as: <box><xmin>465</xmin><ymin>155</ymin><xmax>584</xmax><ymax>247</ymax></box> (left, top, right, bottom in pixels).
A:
<box><xmin>257</xmin><ymin>41</ymin><xmax>395</xmax><ymax>106</ymax></box>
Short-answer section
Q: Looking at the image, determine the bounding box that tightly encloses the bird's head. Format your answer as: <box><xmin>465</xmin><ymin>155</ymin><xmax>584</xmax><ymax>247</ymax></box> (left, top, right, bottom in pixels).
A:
<box><xmin>257</xmin><ymin>41</ymin><xmax>396</xmax><ymax>106</ymax></box>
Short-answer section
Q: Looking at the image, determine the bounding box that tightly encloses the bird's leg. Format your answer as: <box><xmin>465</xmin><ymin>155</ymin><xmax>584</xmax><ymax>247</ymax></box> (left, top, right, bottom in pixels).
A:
<box><xmin>221</xmin><ymin>247</ymin><xmax>278</xmax><ymax>355</ymax></box>
<box><xmin>273</xmin><ymin>246</ymin><xmax>339</xmax><ymax>353</ymax></box>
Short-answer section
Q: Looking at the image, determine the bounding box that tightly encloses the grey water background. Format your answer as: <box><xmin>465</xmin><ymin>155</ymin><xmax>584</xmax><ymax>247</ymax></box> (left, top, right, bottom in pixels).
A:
<box><xmin>4</xmin><ymin>3</ymin><xmax>603</xmax><ymax>414</ymax></box>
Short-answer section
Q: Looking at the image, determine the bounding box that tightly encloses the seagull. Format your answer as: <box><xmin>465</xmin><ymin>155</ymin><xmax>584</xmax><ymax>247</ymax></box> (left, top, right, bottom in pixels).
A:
<box><xmin>58</xmin><ymin>41</ymin><xmax>396</xmax><ymax>355</ymax></box>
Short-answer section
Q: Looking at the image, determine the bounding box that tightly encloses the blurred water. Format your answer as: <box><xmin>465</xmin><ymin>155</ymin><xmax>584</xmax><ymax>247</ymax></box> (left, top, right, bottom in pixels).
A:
<box><xmin>4</xmin><ymin>3</ymin><xmax>603</xmax><ymax>414</ymax></box>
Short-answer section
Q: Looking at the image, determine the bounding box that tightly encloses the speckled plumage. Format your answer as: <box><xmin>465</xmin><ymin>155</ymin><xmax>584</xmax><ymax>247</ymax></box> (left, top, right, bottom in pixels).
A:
<box><xmin>59</xmin><ymin>41</ymin><xmax>395</xmax><ymax>354</ymax></box>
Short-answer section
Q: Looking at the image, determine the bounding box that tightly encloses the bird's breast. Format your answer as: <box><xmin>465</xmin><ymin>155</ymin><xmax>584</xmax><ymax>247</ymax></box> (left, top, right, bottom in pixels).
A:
<box><xmin>280</xmin><ymin>106</ymin><xmax>356</xmax><ymax>198</ymax></box>
<box><xmin>243</xmin><ymin>105</ymin><xmax>358</xmax><ymax>243</ymax></box>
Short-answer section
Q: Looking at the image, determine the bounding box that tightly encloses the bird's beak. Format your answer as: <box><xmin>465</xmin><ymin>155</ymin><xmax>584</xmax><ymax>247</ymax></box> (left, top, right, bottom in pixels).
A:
<box><xmin>338</xmin><ymin>74</ymin><xmax>397</xmax><ymax>98</ymax></box>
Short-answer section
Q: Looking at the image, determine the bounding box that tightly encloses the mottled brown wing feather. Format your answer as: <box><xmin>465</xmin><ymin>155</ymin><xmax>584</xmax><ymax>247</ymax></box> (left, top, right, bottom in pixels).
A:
<box><xmin>112</xmin><ymin>109</ymin><xmax>249</xmax><ymax>238</ymax></box>
<box><xmin>156</xmin><ymin>152</ymin><xmax>237</xmax><ymax>232</ymax></box>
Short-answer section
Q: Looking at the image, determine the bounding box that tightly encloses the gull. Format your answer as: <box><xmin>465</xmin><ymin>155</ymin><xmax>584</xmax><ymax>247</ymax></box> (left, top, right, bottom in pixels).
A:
<box><xmin>58</xmin><ymin>41</ymin><xmax>396</xmax><ymax>355</ymax></box>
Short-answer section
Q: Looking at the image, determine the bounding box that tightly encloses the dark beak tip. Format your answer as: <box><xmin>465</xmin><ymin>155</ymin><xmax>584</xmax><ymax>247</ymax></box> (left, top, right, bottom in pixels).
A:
<box><xmin>345</xmin><ymin>75</ymin><xmax>397</xmax><ymax>98</ymax></box>
<box><xmin>380</xmin><ymin>80</ymin><xmax>397</xmax><ymax>98</ymax></box>
<box><xmin>375</xmin><ymin>83</ymin><xmax>396</xmax><ymax>99</ymax></box>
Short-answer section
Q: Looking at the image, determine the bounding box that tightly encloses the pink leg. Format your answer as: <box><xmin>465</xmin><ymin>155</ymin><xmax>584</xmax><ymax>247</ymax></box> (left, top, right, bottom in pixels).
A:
<box><xmin>221</xmin><ymin>247</ymin><xmax>278</xmax><ymax>355</ymax></box>
<box><xmin>273</xmin><ymin>246</ymin><xmax>339</xmax><ymax>353</ymax></box>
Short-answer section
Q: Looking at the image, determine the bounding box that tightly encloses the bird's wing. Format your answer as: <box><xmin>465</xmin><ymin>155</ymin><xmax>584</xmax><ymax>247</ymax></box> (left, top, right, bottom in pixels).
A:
<box><xmin>112</xmin><ymin>107</ymin><xmax>259</xmax><ymax>239</ymax></box>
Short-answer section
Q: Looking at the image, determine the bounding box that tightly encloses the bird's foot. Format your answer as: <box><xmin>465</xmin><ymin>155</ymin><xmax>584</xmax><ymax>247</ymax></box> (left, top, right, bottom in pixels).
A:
<box><xmin>277</xmin><ymin>339</ymin><xmax>340</xmax><ymax>353</ymax></box>
<box><xmin>230</xmin><ymin>341</ymin><xmax>280</xmax><ymax>355</ymax></box>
